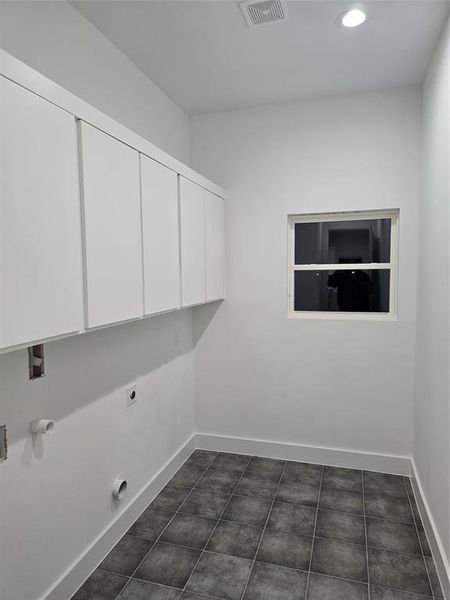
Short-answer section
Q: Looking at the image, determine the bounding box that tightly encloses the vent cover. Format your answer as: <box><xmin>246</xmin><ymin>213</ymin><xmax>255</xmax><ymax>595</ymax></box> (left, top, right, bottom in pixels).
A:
<box><xmin>240</xmin><ymin>0</ymin><xmax>289</xmax><ymax>28</ymax></box>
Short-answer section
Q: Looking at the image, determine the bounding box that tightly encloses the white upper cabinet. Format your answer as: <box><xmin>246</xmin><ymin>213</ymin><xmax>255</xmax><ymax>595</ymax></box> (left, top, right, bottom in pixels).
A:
<box><xmin>204</xmin><ymin>191</ymin><xmax>226</xmax><ymax>302</ymax></box>
<box><xmin>79</xmin><ymin>122</ymin><xmax>143</xmax><ymax>328</ymax></box>
<box><xmin>179</xmin><ymin>177</ymin><xmax>205</xmax><ymax>307</ymax></box>
<box><xmin>140</xmin><ymin>154</ymin><xmax>180</xmax><ymax>315</ymax></box>
<box><xmin>0</xmin><ymin>77</ymin><xmax>83</xmax><ymax>349</ymax></box>
<box><xmin>1</xmin><ymin>53</ymin><xmax>226</xmax><ymax>351</ymax></box>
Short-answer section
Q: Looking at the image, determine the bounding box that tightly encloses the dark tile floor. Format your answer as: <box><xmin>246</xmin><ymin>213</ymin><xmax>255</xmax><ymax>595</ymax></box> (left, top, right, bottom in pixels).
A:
<box><xmin>72</xmin><ymin>451</ymin><xmax>446</xmax><ymax>600</ymax></box>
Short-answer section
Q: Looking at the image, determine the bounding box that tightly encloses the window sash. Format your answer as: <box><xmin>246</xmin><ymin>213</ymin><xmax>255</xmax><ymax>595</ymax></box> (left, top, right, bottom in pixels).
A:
<box><xmin>292</xmin><ymin>263</ymin><xmax>392</xmax><ymax>271</ymax></box>
<box><xmin>287</xmin><ymin>210</ymin><xmax>399</xmax><ymax>319</ymax></box>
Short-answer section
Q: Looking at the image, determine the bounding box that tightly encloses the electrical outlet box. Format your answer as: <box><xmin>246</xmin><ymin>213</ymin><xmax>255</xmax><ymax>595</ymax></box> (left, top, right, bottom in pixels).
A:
<box><xmin>0</xmin><ymin>425</ymin><xmax>7</xmax><ymax>462</ymax></box>
<box><xmin>28</xmin><ymin>344</ymin><xmax>45</xmax><ymax>379</ymax></box>
<box><xmin>126</xmin><ymin>384</ymin><xmax>137</xmax><ymax>407</ymax></box>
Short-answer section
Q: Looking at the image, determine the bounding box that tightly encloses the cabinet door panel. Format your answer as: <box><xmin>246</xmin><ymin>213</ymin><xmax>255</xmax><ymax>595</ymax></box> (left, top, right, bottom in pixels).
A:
<box><xmin>179</xmin><ymin>177</ymin><xmax>205</xmax><ymax>307</ymax></box>
<box><xmin>205</xmin><ymin>191</ymin><xmax>225</xmax><ymax>302</ymax></box>
<box><xmin>1</xmin><ymin>77</ymin><xmax>83</xmax><ymax>349</ymax></box>
<box><xmin>80</xmin><ymin>122</ymin><xmax>143</xmax><ymax>328</ymax></box>
<box><xmin>141</xmin><ymin>155</ymin><xmax>180</xmax><ymax>315</ymax></box>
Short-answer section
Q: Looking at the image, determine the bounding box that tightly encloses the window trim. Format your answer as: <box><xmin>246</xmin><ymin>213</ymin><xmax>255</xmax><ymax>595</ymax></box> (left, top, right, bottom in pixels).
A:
<box><xmin>287</xmin><ymin>209</ymin><xmax>399</xmax><ymax>321</ymax></box>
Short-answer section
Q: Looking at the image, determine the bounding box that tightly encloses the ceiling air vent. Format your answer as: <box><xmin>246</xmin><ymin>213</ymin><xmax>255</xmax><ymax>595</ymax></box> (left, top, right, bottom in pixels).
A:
<box><xmin>240</xmin><ymin>0</ymin><xmax>289</xmax><ymax>28</ymax></box>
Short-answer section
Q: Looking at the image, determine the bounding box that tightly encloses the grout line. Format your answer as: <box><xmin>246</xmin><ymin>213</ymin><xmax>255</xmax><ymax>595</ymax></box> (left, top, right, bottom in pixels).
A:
<box><xmin>303</xmin><ymin>464</ymin><xmax>324</xmax><ymax>600</ymax></box>
<box><xmin>114</xmin><ymin>451</ymin><xmax>219</xmax><ymax>600</ymax></box>
<box><xmin>405</xmin><ymin>475</ymin><xmax>447</xmax><ymax>599</ymax></box>
<box><xmin>362</xmin><ymin>471</ymin><xmax>372</xmax><ymax>600</ymax></box>
<box><xmin>237</xmin><ymin>461</ymin><xmax>288</xmax><ymax>600</ymax></box>
<box><xmin>126</xmin><ymin>528</ymin><xmax>430</xmax><ymax>561</ymax></box>
<box><xmin>180</xmin><ymin>454</ymin><xmax>255</xmax><ymax>596</ymax></box>
<box><xmin>130</xmin><ymin>573</ymin><xmax>227</xmax><ymax>600</ymax></box>
<box><xmin>256</xmin><ymin>559</ymin><xmax>369</xmax><ymax>587</ymax></box>
<box><xmin>123</xmin><ymin>533</ymin><xmax>431</xmax><ymax>568</ymax></box>
<box><xmin>403</xmin><ymin>476</ymin><xmax>436</xmax><ymax>600</ymax></box>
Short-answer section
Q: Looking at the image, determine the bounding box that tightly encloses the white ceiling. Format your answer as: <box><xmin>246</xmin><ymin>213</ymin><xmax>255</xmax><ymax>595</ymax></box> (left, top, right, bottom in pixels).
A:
<box><xmin>72</xmin><ymin>0</ymin><xmax>449</xmax><ymax>115</ymax></box>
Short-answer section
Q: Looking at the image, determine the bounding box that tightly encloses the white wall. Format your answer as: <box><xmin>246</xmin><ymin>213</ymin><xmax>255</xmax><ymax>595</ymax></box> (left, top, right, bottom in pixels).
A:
<box><xmin>0</xmin><ymin>3</ymin><xmax>195</xmax><ymax>600</ymax></box>
<box><xmin>0</xmin><ymin>315</ymin><xmax>194</xmax><ymax>600</ymax></box>
<box><xmin>191</xmin><ymin>87</ymin><xmax>421</xmax><ymax>459</ymax></box>
<box><xmin>0</xmin><ymin>0</ymin><xmax>190</xmax><ymax>163</ymax></box>
<box><xmin>414</xmin><ymin>18</ymin><xmax>450</xmax><ymax>569</ymax></box>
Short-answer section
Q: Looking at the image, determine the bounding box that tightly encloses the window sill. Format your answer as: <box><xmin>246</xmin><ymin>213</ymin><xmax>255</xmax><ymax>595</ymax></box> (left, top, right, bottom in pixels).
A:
<box><xmin>287</xmin><ymin>311</ymin><xmax>398</xmax><ymax>322</ymax></box>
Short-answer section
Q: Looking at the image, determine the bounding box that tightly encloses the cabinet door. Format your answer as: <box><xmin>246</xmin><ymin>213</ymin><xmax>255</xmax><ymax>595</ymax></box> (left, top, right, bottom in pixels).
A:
<box><xmin>79</xmin><ymin>122</ymin><xmax>143</xmax><ymax>328</ymax></box>
<box><xmin>179</xmin><ymin>177</ymin><xmax>205</xmax><ymax>307</ymax></box>
<box><xmin>0</xmin><ymin>77</ymin><xmax>83</xmax><ymax>349</ymax></box>
<box><xmin>140</xmin><ymin>154</ymin><xmax>180</xmax><ymax>315</ymax></box>
<box><xmin>205</xmin><ymin>191</ymin><xmax>225</xmax><ymax>302</ymax></box>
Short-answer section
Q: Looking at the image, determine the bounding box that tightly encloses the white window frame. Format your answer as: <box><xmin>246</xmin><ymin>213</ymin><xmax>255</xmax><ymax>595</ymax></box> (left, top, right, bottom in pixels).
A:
<box><xmin>287</xmin><ymin>209</ymin><xmax>399</xmax><ymax>321</ymax></box>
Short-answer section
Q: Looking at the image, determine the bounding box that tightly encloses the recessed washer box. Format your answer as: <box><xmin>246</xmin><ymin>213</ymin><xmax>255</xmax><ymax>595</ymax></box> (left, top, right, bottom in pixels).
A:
<box><xmin>126</xmin><ymin>384</ymin><xmax>137</xmax><ymax>407</ymax></box>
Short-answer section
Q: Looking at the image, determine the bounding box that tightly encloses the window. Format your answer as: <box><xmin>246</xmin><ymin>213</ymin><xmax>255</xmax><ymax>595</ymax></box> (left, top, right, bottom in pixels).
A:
<box><xmin>288</xmin><ymin>210</ymin><xmax>399</xmax><ymax>320</ymax></box>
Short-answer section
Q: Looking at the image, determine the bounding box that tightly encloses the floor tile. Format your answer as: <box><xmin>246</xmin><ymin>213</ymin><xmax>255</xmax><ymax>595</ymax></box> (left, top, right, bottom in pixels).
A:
<box><xmin>311</xmin><ymin>537</ymin><xmax>367</xmax><ymax>583</ymax></box>
<box><xmin>245</xmin><ymin>457</ymin><xmax>285</xmax><ymax>480</ymax></box>
<box><xmin>365</xmin><ymin>494</ymin><xmax>414</xmax><ymax>523</ymax></box>
<box><xmin>425</xmin><ymin>556</ymin><xmax>445</xmax><ymax>598</ymax></box>
<box><xmin>243</xmin><ymin>561</ymin><xmax>308</xmax><ymax>600</ymax></box>
<box><xmin>151</xmin><ymin>486</ymin><xmax>191</xmax><ymax>512</ymax></box>
<box><xmin>256</xmin><ymin>528</ymin><xmax>312</xmax><ymax>570</ymax></box>
<box><xmin>128</xmin><ymin>508</ymin><xmax>173</xmax><ymax>540</ymax></box>
<box><xmin>184</xmin><ymin>450</ymin><xmax>217</xmax><ymax>469</ymax></box>
<box><xmin>186</xmin><ymin>552</ymin><xmax>253</xmax><ymax>600</ymax></box>
<box><xmin>307</xmin><ymin>573</ymin><xmax>369</xmax><ymax>600</ymax></box>
<box><xmin>118</xmin><ymin>579</ymin><xmax>181</xmax><ymax>599</ymax></box>
<box><xmin>284</xmin><ymin>461</ymin><xmax>323</xmax><ymax>486</ymax></box>
<box><xmin>276</xmin><ymin>478</ymin><xmax>319</xmax><ymax>507</ymax></box>
<box><xmin>195</xmin><ymin>467</ymin><xmax>240</xmax><ymax>493</ymax></box>
<box><xmin>403</xmin><ymin>478</ymin><xmax>414</xmax><ymax>497</ymax></box>
<box><xmin>135</xmin><ymin>542</ymin><xmax>201</xmax><ymax>588</ymax></box>
<box><xmin>416</xmin><ymin>525</ymin><xmax>432</xmax><ymax>556</ymax></box>
<box><xmin>170</xmin><ymin>464</ymin><xmax>207</xmax><ymax>488</ymax></box>
<box><xmin>235</xmin><ymin>473</ymin><xmax>279</xmax><ymax>499</ymax></box>
<box><xmin>409</xmin><ymin>498</ymin><xmax>422</xmax><ymax>526</ymax></box>
<box><xmin>222</xmin><ymin>494</ymin><xmax>272</xmax><ymax>527</ymax></box>
<box><xmin>404</xmin><ymin>480</ymin><xmax>422</xmax><ymax>525</ymax></box>
<box><xmin>367</xmin><ymin>519</ymin><xmax>421</xmax><ymax>555</ymax></box>
<box><xmin>370</xmin><ymin>585</ymin><xmax>433</xmax><ymax>599</ymax></box>
<box><xmin>322</xmin><ymin>466</ymin><xmax>362</xmax><ymax>492</ymax></box>
<box><xmin>316</xmin><ymin>510</ymin><xmax>365</xmax><ymax>545</ymax></box>
<box><xmin>99</xmin><ymin>535</ymin><xmax>153</xmax><ymax>576</ymax></box>
<box><xmin>159</xmin><ymin>513</ymin><xmax>217</xmax><ymax>549</ymax></box>
<box><xmin>180</xmin><ymin>488</ymin><xmax>230</xmax><ymax>519</ymax></box>
<box><xmin>206</xmin><ymin>519</ymin><xmax>262</xmax><ymax>559</ymax></box>
<box><xmin>319</xmin><ymin>486</ymin><xmax>364</xmax><ymax>514</ymax></box>
<box><xmin>267</xmin><ymin>502</ymin><xmax>316</xmax><ymax>536</ymax></box>
<box><xmin>180</xmin><ymin>593</ymin><xmax>215</xmax><ymax>599</ymax></box>
<box><xmin>364</xmin><ymin>472</ymin><xmax>408</xmax><ymax>499</ymax></box>
<box><xmin>210</xmin><ymin>452</ymin><xmax>250</xmax><ymax>473</ymax></box>
<box><xmin>368</xmin><ymin>548</ymin><xmax>432</xmax><ymax>596</ymax></box>
<box><xmin>72</xmin><ymin>569</ymin><xmax>128</xmax><ymax>600</ymax></box>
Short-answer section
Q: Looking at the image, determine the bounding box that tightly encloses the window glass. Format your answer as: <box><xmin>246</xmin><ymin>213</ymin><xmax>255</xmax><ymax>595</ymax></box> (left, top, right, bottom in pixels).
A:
<box><xmin>294</xmin><ymin>269</ymin><xmax>390</xmax><ymax>312</ymax></box>
<box><xmin>294</xmin><ymin>219</ymin><xmax>391</xmax><ymax>264</ymax></box>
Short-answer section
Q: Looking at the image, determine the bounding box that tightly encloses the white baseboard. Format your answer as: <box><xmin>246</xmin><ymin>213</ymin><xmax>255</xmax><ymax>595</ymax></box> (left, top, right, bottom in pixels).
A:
<box><xmin>43</xmin><ymin>434</ymin><xmax>196</xmax><ymax>600</ymax></box>
<box><xmin>195</xmin><ymin>432</ymin><xmax>412</xmax><ymax>475</ymax></box>
<box><xmin>411</xmin><ymin>460</ymin><xmax>450</xmax><ymax>599</ymax></box>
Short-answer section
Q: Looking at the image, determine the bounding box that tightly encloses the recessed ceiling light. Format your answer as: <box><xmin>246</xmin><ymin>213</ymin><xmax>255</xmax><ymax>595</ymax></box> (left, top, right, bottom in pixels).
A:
<box><xmin>337</xmin><ymin>8</ymin><xmax>367</xmax><ymax>28</ymax></box>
